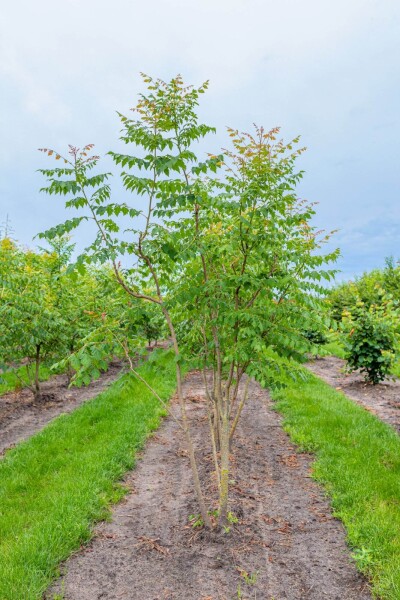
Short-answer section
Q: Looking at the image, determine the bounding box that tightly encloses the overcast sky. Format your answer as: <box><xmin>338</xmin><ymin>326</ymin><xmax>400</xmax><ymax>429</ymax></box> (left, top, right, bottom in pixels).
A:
<box><xmin>1</xmin><ymin>0</ymin><xmax>399</xmax><ymax>281</ymax></box>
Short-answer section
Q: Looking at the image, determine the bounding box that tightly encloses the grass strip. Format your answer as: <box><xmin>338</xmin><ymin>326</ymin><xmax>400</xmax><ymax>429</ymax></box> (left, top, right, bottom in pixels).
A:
<box><xmin>271</xmin><ymin>370</ymin><xmax>400</xmax><ymax>599</ymax></box>
<box><xmin>0</xmin><ymin>350</ymin><xmax>177</xmax><ymax>600</ymax></box>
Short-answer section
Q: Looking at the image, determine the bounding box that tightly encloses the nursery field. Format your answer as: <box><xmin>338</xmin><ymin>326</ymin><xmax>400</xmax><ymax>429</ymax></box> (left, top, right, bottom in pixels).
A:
<box><xmin>2</xmin><ymin>350</ymin><xmax>400</xmax><ymax>599</ymax></box>
<box><xmin>1</xmin><ymin>74</ymin><xmax>400</xmax><ymax>600</ymax></box>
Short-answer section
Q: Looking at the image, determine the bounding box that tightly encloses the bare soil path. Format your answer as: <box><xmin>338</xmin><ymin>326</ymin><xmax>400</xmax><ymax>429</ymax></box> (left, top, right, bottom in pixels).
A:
<box><xmin>308</xmin><ymin>356</ymin><xmax>400</xmax><ymax>434</ymax></box>
<box><xmin>47</xmin><ymin>372</ymin><xmax>370</xmax><ymax>600</ymax></box>
<box><xmin>0</xmin><ymin>362</ymin><xmax>124</xmax><ymax>456</ymax></box>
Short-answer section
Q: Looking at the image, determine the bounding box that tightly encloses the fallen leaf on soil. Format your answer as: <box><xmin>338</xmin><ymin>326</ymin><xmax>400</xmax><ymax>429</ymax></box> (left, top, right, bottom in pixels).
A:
<box><xmin>186</xmin><ymin>394</ymin><xmax>204</xmax><ymax>403</ymax></box>
<box><xmin>277</xmin><ymin>521</ymin><xmax>291</xmax><ymax>534</ymax></box>
<box><xmin>134</xmin><ymin>536</ymin><xmax>169</xmax><ymax>555</ymax></box>
<box><xmin>280</xmin><ymin>454</ymin><xmax>299</xmax><ymax>468</ymax></box>
<box><xmin>176</xmin><ymin>449</ymin><xmax>189</xmax><ymax>458</ymax></box>
<box><xmin>98</xmin><ymin>532</ymin><xmax>118</xmax><ymax>540</ymax></box>
<box><xmin>261</xmin><ymin>514</ymin><xmax>279</xmax><ymax>525</ymax></box>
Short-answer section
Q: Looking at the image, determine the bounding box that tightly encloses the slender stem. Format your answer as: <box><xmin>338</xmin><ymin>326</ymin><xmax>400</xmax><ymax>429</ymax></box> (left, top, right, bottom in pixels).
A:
<box><xmin>230</xmin><ymin>376</ymin><xmax>250</xmax><ymax>441</ymax></box>
<box><xmin>34</xmin><ymin>344</ymin><xmax>41</xmax><ymax>399</ymax></box>
<box><xmin>11</xmin><ymin>363</ymin><xmax>35</xmax><ymax>395</ymax></box>
<box><xmin>118</xmin><ymin>337</ymin><xmax>185</xmax><ymax>433</ymax></box>
<box><xmin>218</xmin><ymin>414</ymin><xmax>230</xmax><ymax>527</ymax></box>
<box><xmin>202</xmin><ymin>368</ymin><xmax>221</xmax><ymax>488</ymax></box>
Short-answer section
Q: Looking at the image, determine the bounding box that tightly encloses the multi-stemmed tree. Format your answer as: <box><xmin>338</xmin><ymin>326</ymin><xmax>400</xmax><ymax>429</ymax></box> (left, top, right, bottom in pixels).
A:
<box><xmin>38</xmin><ymin>74</ymin><xmax>338</xmax><ymax>528</ymax></box>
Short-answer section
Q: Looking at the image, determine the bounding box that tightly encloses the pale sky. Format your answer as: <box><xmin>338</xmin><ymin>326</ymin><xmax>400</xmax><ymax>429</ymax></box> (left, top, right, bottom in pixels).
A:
<box><xmin>1</xmin><ymin>0</ymin><xmax>399</xmax><ymax>280</ymax></box>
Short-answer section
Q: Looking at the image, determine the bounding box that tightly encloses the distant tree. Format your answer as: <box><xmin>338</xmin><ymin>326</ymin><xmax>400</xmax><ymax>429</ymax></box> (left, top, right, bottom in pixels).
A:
<box><xmin>137</xmin><ymin>302</ymin><xmax>165</xmax><ymax>347</ymax></box>
<box><xmin>328</xmin><ymin>257</ymin><xmax>400</xmax><ymax>322</ymax></box>
<box><xmin>0</xmin><ymin>236</ymin><xmax>140</xmax><ymax>395</ymax></box>
<box><xmin>383</xmin><ymin>256</ymin><xmax>400</xmax><ymax>299</ymax></box>
<box><xmin>0</xmin><ymin>240</ymin><xmax>66</xmax><ymax>399</ymax></box>
<box><xmin>342</xmin><ymin>292</ymin><xmax>400</xmax><ymax>384</ymax></box>
<box><xmin>0</xmin><ymin>215</ymin><xmax>15</xmax><ymax>241</ymax></box>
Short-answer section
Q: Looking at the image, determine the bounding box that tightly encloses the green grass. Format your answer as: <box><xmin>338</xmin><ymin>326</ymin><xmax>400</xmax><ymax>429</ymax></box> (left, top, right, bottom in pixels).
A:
<box><xmin>0</xmin><ymin>363</ymin><xmax>54</xmax><ymax>396</ymax></box>
<box><xmin>391</xmin><ymin>360</ymin><xmax>400</xmax><ymax>378</ymax></box>
<box><xmin>270</xmin><ymin>370</ymin><xmax>400</xmax><ymax>599</ymax></box>
<box><xmin>0</xmin><ymin>350</ymin><xmax>177</xmax><ymax>600</ymax></box>
<box><xmin>322</xmin><ymin>339</ymin><xmax>347</xmax><ymax>359</ymax></box>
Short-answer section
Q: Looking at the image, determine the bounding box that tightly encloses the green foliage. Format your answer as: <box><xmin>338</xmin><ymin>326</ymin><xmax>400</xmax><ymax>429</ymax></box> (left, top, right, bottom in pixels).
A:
<box><xmin>0</xmin><ymin>238</ymin><xmax>68</xmax><ymax>397</ymax></box>
<box><xmin>170</xmin><ymin>124</ymin><xmax>339</xmax><ymax>387</ymax></box>
<box><xmin>188</xmin><ymin>513</ymin><xmax>204</xmax><ymax>528</ymax></box>
<box><xmin>328</xmin><ymin>257</ymin><xmax>400</xmax><ymax>322</ymax></box>
<box><xmin>327</xmin><ymin>260</ymin><xmax>400</xmax><ymax>377</ymax></box>
<box><xmin>0</xmin><ymin>236</ymin><xmax>149</xmax><ymax>395</ymax></box>
<box><xmin>137</xmin><ymin>302</ymin><xmax>165</xmax><ymax>346</ymax></box>
<box><xmin>50</xmin><ymin>267</ymin><xmax>148</xmax><ymax>387</ymax></box>
<box><xmin>303</xmin><ymin>330</ymin><xmax>328</xmax><ymax>346</ymax></box>
<box><xmin>322</xmin><ymin>334</ymin><xmax>347</xmax><ymax>359</ymax></box>
<box><xmin>302</xmin><ymin>328</ymin><xmax>328</xmax><ymax>347</ymax></box>
<box><xmin>383</xmin><ymin>256</ymin><xmax>400</xmax><ymax>297</ymax></box>
<box><xmin>329</xmin><ymin>277</ymin><xmax>378</xmax><ymax>322</ymax></box>
<box><xmin>342</xmin><ymin>293</ymin><xmax>400</xmax><ymax>384</ymax></box>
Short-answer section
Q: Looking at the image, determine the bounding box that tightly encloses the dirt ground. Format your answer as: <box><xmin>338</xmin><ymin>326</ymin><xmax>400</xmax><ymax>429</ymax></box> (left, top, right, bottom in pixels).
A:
<box><xmin>47</xmin><ymin>372</ymin><xmax>370</xmax><ymax>600</ymax></box>
<box><xmin>0</xmin><ymin>361</ymin><xmax>124</xmax><ymax>456</ymax></box>
<box><xmin>308</xmin><ymin>355</ymin><xmax>400</xmax><ymax>433</ymax></box>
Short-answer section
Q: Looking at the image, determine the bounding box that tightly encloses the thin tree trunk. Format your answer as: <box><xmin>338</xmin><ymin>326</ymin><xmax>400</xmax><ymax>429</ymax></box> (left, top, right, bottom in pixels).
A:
<box><xmin>159</xmin><ymin>308</ymin><xmax>211</xmax><ymax>528</ymax></box>
<box><xmin>208</xmin><ymin>408</ymin><xmax>221</xmax><ymax>489</ymax></box>
<box><xmin>218</xmin><ymin>413</ymin><xmax>230</xmax><ymax>528</ymax></box>
<box><xmin>175</xmin><ymin>360</ymin><xmax>212</xmax><ymax>528</ymax></box>
<box><xmin>34</xmin><ymin>344</ymin><xmax>41</xmax><ymax>400</ymax></box>
<box><xmin>67</xmin><ymin>342</ymin><xmax>75</xmax><ymax>385</ymax></box>
<box><xmin>230</xmin><ymin>376</ymin><xmax>250</xmax><ymax>443</ymax></box>
<box><xmin>202</xmin><ymin>369</ymin><xmax>221</xmax><ymax>487</ymax></box>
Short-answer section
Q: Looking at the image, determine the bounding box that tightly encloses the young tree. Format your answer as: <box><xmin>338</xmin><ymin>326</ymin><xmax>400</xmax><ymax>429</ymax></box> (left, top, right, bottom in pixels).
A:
<box><xmin>342</xmin><ymin>293</ymin><xmax>400</xmax><ymax>384</ymax></box>
<box><xmin>0</xmin><ymin>236</ymin><xmax>136</xmax><ymax>395</ymax></box>
<box><xmin>38</xmin><ymin>74</ymin><xmax>338</xmax><ymax>528</ymax></box>
<box><xmin>328</xmin><ymin>258</ymin><xmax>400</xmax><ymax>322</ymax></box>
<box><xmin>0</xmin><ymin>240</ymin><xmax>66</xmax><ymax>399</ymax></box>
<box><xmin>137</xmin><ymin>302</ymin><xmax>165</xmax><ymax>347</ymax></box>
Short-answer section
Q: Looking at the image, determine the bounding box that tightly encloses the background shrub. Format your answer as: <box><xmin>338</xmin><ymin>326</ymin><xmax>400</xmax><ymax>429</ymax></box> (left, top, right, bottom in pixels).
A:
<box><xmin>342</xmin><ymin>293</ymin><xmax>400</xmax><ymax>384</ymax></box>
